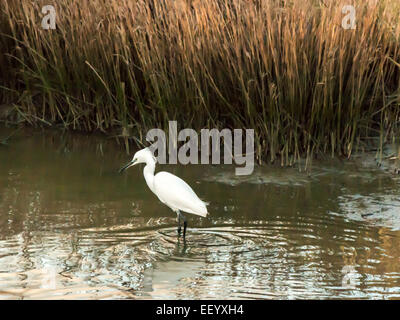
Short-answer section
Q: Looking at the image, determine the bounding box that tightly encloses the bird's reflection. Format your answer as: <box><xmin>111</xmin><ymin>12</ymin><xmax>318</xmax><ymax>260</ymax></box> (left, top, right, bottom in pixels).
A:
<box><xmin>174</xmin><ymin>236</ymin><xmax>188</xmax><ymax>256</ymax></box>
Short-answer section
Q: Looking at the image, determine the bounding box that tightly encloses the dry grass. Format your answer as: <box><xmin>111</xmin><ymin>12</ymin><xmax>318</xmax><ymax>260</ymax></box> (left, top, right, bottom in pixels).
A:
<box><xmin>1</xmin><ymin>0</ymin><xmax>400</xmax><ymax>164</ymax></box>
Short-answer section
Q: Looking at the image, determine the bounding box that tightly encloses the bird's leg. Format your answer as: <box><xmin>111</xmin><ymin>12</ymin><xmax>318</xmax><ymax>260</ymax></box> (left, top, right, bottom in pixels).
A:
<box><xmin>177</xmin><ymin>211</ymin><xmax>182</xmax><ymax>236</ymax></box>
<box><xmin>181</xmin><ymin>213</ymin><xmax>187</xmax><ymax>239</ymax></box>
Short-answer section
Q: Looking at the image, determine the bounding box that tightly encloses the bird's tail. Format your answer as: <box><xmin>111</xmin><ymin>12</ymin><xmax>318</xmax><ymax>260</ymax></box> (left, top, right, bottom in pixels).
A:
<box><xmin>198</xmin><ymin>200</ymin><xmax>209</xmax><ymax>217</ymax></box>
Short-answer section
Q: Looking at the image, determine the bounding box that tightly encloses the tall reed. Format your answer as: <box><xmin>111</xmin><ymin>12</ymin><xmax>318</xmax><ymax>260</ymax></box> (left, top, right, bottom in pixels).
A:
<box><xmin>1</xmin><ymin>0</ymin><xmax>400</xmax><ymax>164</ymax></box>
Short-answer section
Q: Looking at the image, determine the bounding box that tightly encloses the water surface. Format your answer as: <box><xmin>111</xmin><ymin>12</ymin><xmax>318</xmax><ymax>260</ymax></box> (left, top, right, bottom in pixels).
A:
<box><xmin>0</xmin><ymin>127</ymin><xmax>399</xmax><ymax>299</ymax></box>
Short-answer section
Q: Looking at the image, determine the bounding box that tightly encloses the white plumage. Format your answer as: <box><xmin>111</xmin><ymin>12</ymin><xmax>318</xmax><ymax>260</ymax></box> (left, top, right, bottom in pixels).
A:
<box><xmin>119</xmin><ymin>147</ymin><xmax>208</xmax><ymax>237</ymax></box>
<box><xmin>153</xmin><ymin>171</ymin><xmax>208</xmax><ymax>217</ymax></box>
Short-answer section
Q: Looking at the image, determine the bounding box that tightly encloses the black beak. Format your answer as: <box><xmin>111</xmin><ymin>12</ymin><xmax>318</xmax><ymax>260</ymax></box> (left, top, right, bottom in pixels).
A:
<box><xmin>119</xmin><ymin>159</ymin><xmax>136</xmax><ymax>174</ymax></box>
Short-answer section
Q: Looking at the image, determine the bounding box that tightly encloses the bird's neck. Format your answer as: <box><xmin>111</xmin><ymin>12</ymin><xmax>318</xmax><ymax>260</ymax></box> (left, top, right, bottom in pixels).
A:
<box><xmin>143</xmin><ymin>160</ymin><xmax>156</xmax><ymax>193</ymax></box>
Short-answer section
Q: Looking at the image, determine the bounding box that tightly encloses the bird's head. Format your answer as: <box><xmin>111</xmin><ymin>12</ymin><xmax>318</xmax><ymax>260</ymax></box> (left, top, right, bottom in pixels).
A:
<box><xmin>119</xmin><ymin>147</ymin><xmax>156</xmax><ymax>173</ymax></box>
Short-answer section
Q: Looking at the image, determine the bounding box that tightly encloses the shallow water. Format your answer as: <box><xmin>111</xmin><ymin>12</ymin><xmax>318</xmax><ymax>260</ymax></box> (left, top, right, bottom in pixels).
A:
<box><xmin>0</xmin><ymin>127</ymin><xmax>399</xmax><ymax>299</ymax></box>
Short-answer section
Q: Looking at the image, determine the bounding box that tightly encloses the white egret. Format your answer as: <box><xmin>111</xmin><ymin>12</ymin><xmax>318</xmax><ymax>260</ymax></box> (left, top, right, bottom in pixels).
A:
<box><xmin>119</xmin><ymin>148</ymin><xmax>208</xmax><ymax>238</ymax></box>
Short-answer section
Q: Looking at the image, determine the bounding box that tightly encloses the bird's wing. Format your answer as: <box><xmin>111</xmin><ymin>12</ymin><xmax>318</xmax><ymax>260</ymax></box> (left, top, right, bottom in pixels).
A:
<box><xmin>154</xmin><ymin>171</ymin><xmax>208</xmax><ymax>217</ymax></box>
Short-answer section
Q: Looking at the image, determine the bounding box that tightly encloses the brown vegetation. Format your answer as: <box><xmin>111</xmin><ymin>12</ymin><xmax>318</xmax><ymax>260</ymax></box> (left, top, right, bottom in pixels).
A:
<box><xmin>1</xmin><ymin>0</ymin><xmax>400</xmax><ymax>164</ymax></box>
